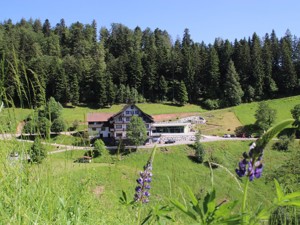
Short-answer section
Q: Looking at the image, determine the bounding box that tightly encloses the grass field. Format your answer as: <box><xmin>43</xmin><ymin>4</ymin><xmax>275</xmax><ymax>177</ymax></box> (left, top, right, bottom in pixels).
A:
<box><xmin>1</xmin><ymin>137</ymin><xmax>297</xmax><ymax>224</ymax></box>
<box><xmin>2</xmin><ymin>95</ymin><xmax>300</xmax><ymax>137</ymax></box>
<box><xmin>233</xmin><ymin>95</ymin><xmax>300</xmax><ymax>125</ymax></box>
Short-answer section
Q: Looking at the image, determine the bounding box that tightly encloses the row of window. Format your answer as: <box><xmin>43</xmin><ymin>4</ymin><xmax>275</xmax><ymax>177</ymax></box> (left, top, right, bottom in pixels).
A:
<box><xmin>115</xmin><ymin>124</ymin><xmax>150</xmax><ymax>129</ymax></box>
<box><xmin>125</xmin><ymin>110</ymin><xmax>140</xmax><ymax>115</ymax></box>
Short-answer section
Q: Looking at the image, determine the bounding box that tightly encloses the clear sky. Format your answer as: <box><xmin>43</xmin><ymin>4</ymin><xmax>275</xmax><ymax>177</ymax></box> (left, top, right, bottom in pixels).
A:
<box><xmin>1</xmin><ymin>0</ymin><xmax>300</xmax><ymax>44</ymax></box>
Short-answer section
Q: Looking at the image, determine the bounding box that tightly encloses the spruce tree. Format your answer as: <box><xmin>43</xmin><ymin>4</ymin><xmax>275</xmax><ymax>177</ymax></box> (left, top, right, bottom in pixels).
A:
<box><xmin>177</xmin><ymin>81</ymin><xmax>188</xmax><ymax>105</ymax></box>
<box><xmin>205</xmin><ymin>46</ymin><xmax>220</xmax><ymax>99</ymax></box>
<box><xmin>279</xmin><ymin>38</ymin><xmax>297</xmax><ymax>93</ymax></box>
<box><xmin>250</xmin><ymin>33</ymin><xmax>264</xmax><ymax>99</ymax></box>
<box><xmin>262</xmin><ymin>34</ymin><xmax>278</xmax><ymax>97</ymax></box>
<box><xmin>222</xmin><ymin>60</ymin><xmax>244</xmax><ymax>106</ymax></box>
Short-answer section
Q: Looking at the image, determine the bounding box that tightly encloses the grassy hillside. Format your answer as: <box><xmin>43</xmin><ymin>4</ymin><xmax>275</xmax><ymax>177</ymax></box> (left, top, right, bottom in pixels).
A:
<box><xmin>234</xmin><ymin>95</ymin><xmax>300</xmax><ymax>125</ymax></box>
<box><xmin>0</xmin><ymin>139</ymin><xmax>296</xmax><ymax>224</ymax></box>
<box><xmin>2</xmin><ymin>95</ymin><xmax>299</xmax><ymax>135</ymax></box>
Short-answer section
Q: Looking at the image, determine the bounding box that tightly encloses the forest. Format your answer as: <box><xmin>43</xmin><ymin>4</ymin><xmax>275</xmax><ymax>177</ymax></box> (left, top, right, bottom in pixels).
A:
<box><xmin>0</xmin><ymin>18</ymin><xmax>300</xmax><ymax>108</ymax></box>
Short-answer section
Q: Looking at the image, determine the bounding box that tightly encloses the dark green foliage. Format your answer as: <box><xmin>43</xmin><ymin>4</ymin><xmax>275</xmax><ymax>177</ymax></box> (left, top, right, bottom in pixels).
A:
<box><xmin>45</xmin><ymin>97</ymin><xmax>63</xmax><ymax>121</ymax></box>
<box><xmin>38</xmin><ymin>117</ymin><xmax>51</xmax><ymax>138</ymax></box>
<box><xmin>291</xmin><ymin>104</ymin><xmax>300</xmax><ymax>128</ymax></box>
<box><xmin>202</xmin><ymin>99</ymin><xmax>220</xmax><ymax>110</ymax></box>
<box><xmin>255</xmin><ymin>101</ymin><xmax>277</xmax><ymax>132</ymax></box>
<box><xmin>250</xmin><ymin>33</ymin><xmax>265</xmax><ymax>99</ymax></box>
<box><xmin>272</xmin><ymin>135</ymin><xmax>294</xmax><ymax>151</ymax></box>
<box><xmin>51</xmin><ymin>118</ymin><xmax>66</xmax><ymax>132</ymax></box>
<box><xmin>0</xmin><ymin>19</ymin><xmax>300</xmax><ymax>108</ymax></box>
<box><xmin>126</xmin><ymin>115</ymin><xmax>147</xmax><ymax>147</ymax></box>
<box><xmin>177</xmin><ymin>81</ymin><xmax>188</xmax><ymax>105</ymax></box>
<box><xmin>222</xmin><ymin>60</ymin><xmax>243</xmax><ymax>107</ymax></box>
<box><xmin>29</xmin><ymin>137</ymin><xmax>47</xmax><ymax>163</ymax></box>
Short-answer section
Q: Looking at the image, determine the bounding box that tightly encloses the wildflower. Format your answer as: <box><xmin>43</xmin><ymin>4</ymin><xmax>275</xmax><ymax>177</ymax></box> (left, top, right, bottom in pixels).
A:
<box><xmin>133</xmin><ymin>146</ymin><xmax>156</xmax><ymax>203</ymax></box>
<box><xmin>235</xmin><ymin>142</ymin><xmax>264</xmax><ymax>181</ymax></box>
<box><xmin>134</xmin><ymin>162</ymin><xmax>153</xmax><ymax>203</ymax></box>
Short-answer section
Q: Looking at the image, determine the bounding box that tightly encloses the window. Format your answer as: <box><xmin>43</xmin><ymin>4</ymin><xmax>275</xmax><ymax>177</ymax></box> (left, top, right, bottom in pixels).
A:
<box><xmin>126</xmin><ymin>117</ymin><xmax>130</xmax><ymax>121</ymax></box>
<box><xmin>116</xmin><ymin>125</ymin><xmax>122</xmax><ymax>129</ymax></box>
<box><xmin>126</xmin><ymin>111</ymin><xmax>130</xmax><ymax>114</ymax></box>
<box><xmin>145</xmin><ymin>124</ymin><xmax>150</xmax><ymax>128</ymax></box>
<box><xmin>135</xmin><ymin>111</ymin><xmax>139</xmax><ymax>114</ymax></box>
<box><xmin>118</xmin><ymin>117</ymin><xmax>122</xmax><ymax>121</ymax></box>
<box><xmin>130</xmin><ymin>105</ymin><xmax>134</xmax><ymax>109</ymax></box>
<box><xmin>101</xmin><ymin>127</ymin><xmax>106</xmax><ymax>131</ymax></box>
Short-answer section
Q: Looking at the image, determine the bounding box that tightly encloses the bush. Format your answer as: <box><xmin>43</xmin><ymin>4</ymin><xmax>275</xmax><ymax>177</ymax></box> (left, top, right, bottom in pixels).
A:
<box><xmin>23</xmin><ymin>120</ymin><xmax>36</xmax><ymax>134</ymax></box>
<box><xmin>84</xmin><ymin>149</ymin><xmax>100</xmax><ymax>158</ymax></box>
<box><xmin>202</xmin><ymin>99</ymin><xmax>220</xmax><ymax>110</ymax></box>
<box><xmin>28</xmin><ymin>137</ymin><xmax>47</xmax><ymax>163</ymax></box>
<box><xmin>272</xmin><ymin>135</ymin><xmax>294</xmax><ymax>151</ymax></box>
<box><xmin>51</xmin><ymin>118</ymin><xmax>66</xmax><ymax>132</ymax></box>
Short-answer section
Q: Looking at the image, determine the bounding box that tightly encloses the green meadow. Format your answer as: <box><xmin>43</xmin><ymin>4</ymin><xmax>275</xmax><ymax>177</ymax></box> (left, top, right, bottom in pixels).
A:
<box><xmin>0</xmin><ymin>95</ymin><xmax>299</xmax><ymax>223</ymax></box>
<box><xmin>0</xmin><ymin>138</ymin><xmax>297</xmax><ymax>224</ymax></box>
<box><xmin>233</xmin><ymin>95</ymin><xmax>300</xmax><ymax>125</ymax></box>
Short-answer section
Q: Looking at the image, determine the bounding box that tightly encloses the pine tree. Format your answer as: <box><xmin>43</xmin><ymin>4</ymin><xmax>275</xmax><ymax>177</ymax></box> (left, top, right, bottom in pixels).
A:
<box><xmin>262</xmin><ymin>33</ymin><xmax>278</xmax><ymax>97</ymax></box>
<box><xmin>250</xmin><ymin>33</ymin><xmax>264</xmax><ymax>99</ymax></box>
<box><xmin>42</xmin><ymin>19</ymin><xmax>51</xmax><ymax>37</ymax></box>
<box><xmin>222</xmin><ymin>60</ymin><xmax>244</xmax><ymax>106</ymax></box>
<box><xmin>232</xmin><ymin>39</ymin><xmax>253</xmax><ymax>101</ymax></box>
<box><xmin>182</xmin><ymin>28</ymin><xmax>196</xmax><ymax>102</ymax></box>
<box><xmin>279</xmin><ymin>38</ymin><xmax>297</xmax><ymax>93</ymax></box>
<box><xmin>116</xmin><ymin>84</ymin><xmax>126</xmax><ymax>104</ymax></box>
<box><xmin>106</xmin><ymin>73</ymin><xmax>116</xmax><ymax>106</ymax></box>
<box><xmin>205</xmin><ymin>46</ymin><xmax>220</xmax><ymax>99</ymax></box>
<box><xmin>142</xmin><ymin>29</ymin><xmax>157</xmax><ymax>101</ymax></box>
<box><xmin>177</xmin><ymin>81</ymin><xmax>188</xmax><ymax>105</ymax></box>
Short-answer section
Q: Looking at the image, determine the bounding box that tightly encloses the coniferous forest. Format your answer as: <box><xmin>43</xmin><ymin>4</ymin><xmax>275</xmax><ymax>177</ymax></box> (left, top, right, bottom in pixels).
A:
<box><xmin>0</xmin><ymin>18</ymin><xmax>300</xmax><ymax>108</ymax></box>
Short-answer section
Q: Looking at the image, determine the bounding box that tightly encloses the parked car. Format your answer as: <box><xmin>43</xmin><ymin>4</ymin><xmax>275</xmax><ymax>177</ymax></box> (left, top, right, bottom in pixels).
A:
<box><xmin>165</xmin><ymin>139</ymin><xmax>176</xmax><ymax>144</ymax></box>
<box><xmin>223</xmin><ymin>134</ymin><xmax>231</xmax><ymax>138</ymax></box>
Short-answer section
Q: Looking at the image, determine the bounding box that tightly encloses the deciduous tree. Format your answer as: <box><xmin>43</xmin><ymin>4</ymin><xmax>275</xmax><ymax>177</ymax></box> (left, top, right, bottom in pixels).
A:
<box><xmin>127</xmin><ymin>115</ymin><xmax>147</xmax><ymax>148</ymax></box>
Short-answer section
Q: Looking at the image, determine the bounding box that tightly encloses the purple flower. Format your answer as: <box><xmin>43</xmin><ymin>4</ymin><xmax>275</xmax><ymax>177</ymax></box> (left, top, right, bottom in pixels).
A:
<box><xmin>134</xmin><ymin>160</ymin><xmax>153</xmax><ymax>203</ymax></box>
<box><xmin>235</xmin><ymin>142</ymin><xmax>264</xmax><ymax>181</ymax></box>
<box><xmin>136</xmin><ymin>177</ymin><xmax>143</xmax><ymax>185</ymax></box>
<box><xmin>254</xmin><ymin>164</ymin><xmax>263</xmax><ymax>178</ymax></box>
<box><xmin>135</xmin><ymin>186</ymin><xmax>142</xmax><ymax>192</ymax></box>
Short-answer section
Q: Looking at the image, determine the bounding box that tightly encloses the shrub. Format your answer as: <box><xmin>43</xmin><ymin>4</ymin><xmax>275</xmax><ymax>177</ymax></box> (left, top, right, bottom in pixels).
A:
<box><xmin>202</xmin><ymin>99</ymin><xmax>220</xmax><ymax>110</ymax></box>
<box><xmin>28</xmin><ymin>137</ymin><xmax>47</xmax><ymax>163</ymax></box>
<box><xmin>51</xmin><ymin>118</ymin><xmax>66</xmax><ymax>132</ymax></box>
<box><xmin>23</xmin><ymin>120</ymin><xmax>36</xmax><ymax>134</ymax></box>
<box><xmin>273</xmin><ymin>135</ymin><xmax>294</xmax><ymax>151</ymax></box>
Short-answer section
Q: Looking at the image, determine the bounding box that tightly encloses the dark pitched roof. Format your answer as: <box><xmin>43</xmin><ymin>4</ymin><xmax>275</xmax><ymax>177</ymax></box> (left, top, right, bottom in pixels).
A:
<box><xmin>112</xmin><ymin>104</ymin><xmax>154</xmax><ymax>122</ymax></box>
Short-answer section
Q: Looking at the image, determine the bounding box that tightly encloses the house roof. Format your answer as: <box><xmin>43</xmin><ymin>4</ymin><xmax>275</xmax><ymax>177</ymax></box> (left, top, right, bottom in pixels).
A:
<box><xmin>112</xmin><ymin>104</ymin><xmax>154</xmax><ymax>122</ymax></box>
<box><xmin>87</xmin><ymin>112</ymin><xmax>115</xmax><ymax>122</ymax></box>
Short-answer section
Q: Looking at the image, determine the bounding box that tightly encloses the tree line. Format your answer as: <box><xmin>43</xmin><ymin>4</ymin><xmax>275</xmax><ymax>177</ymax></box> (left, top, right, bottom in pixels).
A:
<box><xmin>0</xmin><ymin>18</ymin><xmax>300</xmax><ymax>108</ymax></box>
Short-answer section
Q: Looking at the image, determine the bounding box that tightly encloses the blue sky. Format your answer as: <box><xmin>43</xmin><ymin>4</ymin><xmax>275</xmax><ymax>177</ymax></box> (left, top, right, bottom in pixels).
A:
<box><xmin>2</xmin><ymin>0</ymin><xmax>300</xmax><ymax>44</ymax></box>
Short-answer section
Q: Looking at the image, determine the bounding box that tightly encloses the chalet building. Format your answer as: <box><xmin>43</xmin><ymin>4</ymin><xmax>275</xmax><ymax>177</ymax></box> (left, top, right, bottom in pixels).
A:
<box><xmin>87</xmin><ymin>104</ymin><xmax>191</xmax><ymax>140</ymax></box>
